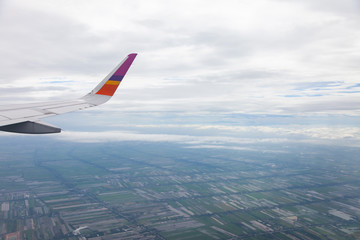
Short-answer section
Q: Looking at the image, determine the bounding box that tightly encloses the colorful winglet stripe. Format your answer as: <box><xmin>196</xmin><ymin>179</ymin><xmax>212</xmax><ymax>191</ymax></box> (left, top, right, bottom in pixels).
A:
<box><xmin>109</xmin><ymin>75</ymin><xmax>124</xmax><ymax>81</ymax></box>
<box><xmin>96</xmin><ymin>53</ymin><xmax>137</xmax><ymax>96</ymax></box>
<box><xmin>106</xmin><ymin>80</ymin><xmax>121</xmax><ymax>86</ymax></box>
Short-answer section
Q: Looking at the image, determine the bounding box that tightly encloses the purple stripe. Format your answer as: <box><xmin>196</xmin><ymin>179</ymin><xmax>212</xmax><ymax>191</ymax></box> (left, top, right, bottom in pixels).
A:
<box><xmin>113</xmin><ymin>53</ymin><xmax>137</xmax><ymax>76</ymax></box>
<box><xmin>109</xmin><ymin>75</ymin><xmax>124</xmax><ymax>81</ymax></box>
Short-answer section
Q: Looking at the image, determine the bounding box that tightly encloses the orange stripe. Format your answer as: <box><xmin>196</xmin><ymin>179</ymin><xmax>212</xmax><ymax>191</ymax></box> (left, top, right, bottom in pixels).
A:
<box><xmin>106</xmin><ymin>80</ymin><xmax>121</xmax><ymax>85</ymax></box>
<box><xmin>96</xmin><ymin>84</ymin><xmax>119</xmax><ymax>96</ymax></box>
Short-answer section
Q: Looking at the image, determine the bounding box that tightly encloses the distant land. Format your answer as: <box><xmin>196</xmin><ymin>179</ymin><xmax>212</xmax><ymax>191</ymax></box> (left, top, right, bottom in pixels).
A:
<box><xmin>0</xmin><ymin>132</ymin><xmax>360</xmax><ymax>239</ymax></box>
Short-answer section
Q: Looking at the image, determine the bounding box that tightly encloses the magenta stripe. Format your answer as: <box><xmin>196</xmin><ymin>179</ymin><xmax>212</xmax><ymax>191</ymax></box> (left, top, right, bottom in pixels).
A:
<box><xmin>113</xmin><ymin>53</ymin><xmax>137</xmax><ymax>76</ymax></box>
<box><xmin>109</xmin><ymin>75</ymin><xmax>124</xmax><ymax>81</ymax></box>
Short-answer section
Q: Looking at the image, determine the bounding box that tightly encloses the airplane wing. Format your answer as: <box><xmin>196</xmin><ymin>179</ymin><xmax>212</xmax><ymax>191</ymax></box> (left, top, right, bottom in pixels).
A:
<box><xmin>0</xmin><ymin>53</ymin><xmax>137</xmax><ymax>134</ymax></box>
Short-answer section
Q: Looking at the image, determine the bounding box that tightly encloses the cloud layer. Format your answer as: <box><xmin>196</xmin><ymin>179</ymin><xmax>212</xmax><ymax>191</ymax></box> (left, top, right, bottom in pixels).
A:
<box><xmin>0</xmin><ymin>0</ymin><xmax>359</xmax><ymax>116</ymax></box>
<box><xmin>55</xmin><ymin>123</ymin><xmax>360</xmax><ymax>149</ymax></box>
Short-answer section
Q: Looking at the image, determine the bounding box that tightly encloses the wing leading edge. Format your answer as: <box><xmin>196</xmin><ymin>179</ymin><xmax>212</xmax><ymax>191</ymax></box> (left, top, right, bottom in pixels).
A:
<box><xmin>0</xmin><ymin>53</ymin><xmax>137</xmax><ymax>134</ymax></box>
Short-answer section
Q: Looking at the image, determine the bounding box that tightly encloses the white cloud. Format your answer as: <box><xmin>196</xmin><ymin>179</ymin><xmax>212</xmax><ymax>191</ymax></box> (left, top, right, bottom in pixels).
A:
<box><xmin>0</xmin><ymin>0</ymin><xmax>359</xmax><ymax>116</ymax></box>
<box><xmin>56</xmin><ymin>130</ymin><xmax>287</xmax><ymax>144</ymax></box>
<box><xmin>146</xmin><ymin>124</ymin><xmax>360</xmax><ymax>141</ymax></box>
<box><xmin>55</xmin><ymin>124</ymin><xmax>360</xmax><ymax>149</ymax></box>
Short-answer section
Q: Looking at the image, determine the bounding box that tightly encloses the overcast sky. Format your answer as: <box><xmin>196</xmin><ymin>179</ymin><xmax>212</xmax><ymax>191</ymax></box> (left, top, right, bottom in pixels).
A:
<box><xmin>1</xmin><ymin>0</ymin><xmax>360</xmax><ymax>115</ymax></box>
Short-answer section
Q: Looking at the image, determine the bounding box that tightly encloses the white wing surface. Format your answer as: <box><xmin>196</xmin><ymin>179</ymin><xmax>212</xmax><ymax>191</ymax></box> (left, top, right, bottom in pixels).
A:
<box><xmin>0</xmin><ymin>53</ymin><xmax>137</xmax><ymax>134</ymax></box>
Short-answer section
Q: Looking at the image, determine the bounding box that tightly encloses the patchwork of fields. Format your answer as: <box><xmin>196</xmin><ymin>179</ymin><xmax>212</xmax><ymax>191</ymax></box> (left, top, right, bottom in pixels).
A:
<box><xmin>1</xmin><ymin>139</ymin><xmax>360</xmax><ymax>239</ymax></box>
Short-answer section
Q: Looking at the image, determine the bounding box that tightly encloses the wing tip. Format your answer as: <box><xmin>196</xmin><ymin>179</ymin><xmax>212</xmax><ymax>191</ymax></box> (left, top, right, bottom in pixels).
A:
<box><xmin>95</xmin><ymin>53</ymin><xmax>137</xmax><ymax>96</ymax></box>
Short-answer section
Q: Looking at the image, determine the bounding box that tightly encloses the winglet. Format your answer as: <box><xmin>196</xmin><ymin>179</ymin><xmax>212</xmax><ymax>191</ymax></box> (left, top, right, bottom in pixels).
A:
<box><xmin>91</xmin><ymin>53</ymin><xmax>137</xmax><ymax>96</ymax></box>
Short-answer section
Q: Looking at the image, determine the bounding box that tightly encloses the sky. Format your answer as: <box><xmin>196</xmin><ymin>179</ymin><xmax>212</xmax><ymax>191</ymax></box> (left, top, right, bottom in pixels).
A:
<box><xmin>0</xmin><ymin>0</ymin><xmax>360</xmax><ymax>148</ymax></box>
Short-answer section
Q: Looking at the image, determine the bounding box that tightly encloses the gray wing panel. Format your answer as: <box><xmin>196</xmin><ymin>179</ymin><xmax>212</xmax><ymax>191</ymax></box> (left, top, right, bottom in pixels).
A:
<box><xmin>0</xmin><ymin>121</ymin><xmax>61</xmax><ymax>134</ymax></box>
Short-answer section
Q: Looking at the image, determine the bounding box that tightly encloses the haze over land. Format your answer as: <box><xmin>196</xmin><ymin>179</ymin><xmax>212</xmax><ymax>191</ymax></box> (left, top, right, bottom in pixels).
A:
<box><xmin>1</xmin><ymin>135</ymin><xmax>360</xmax><ymax>239</ymax></box>
<box><xmin>0</xmin><ymin>0</ymin><xmax>360</xmax><ymax>239</ymax></box>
